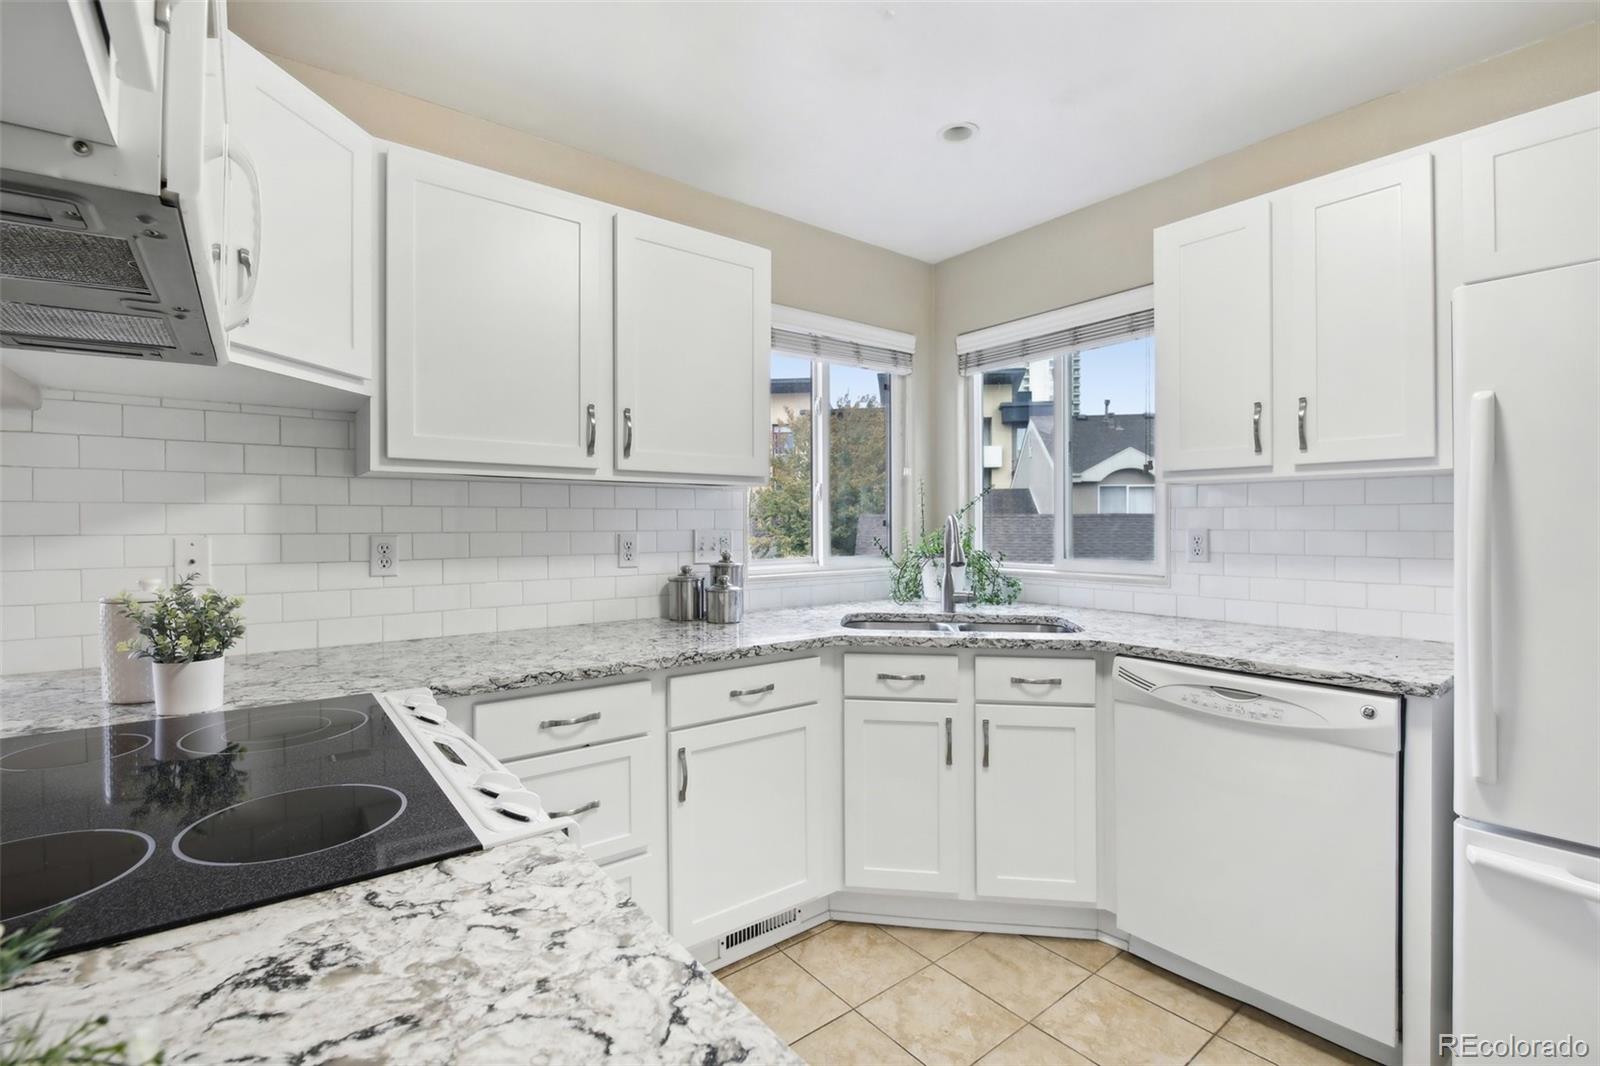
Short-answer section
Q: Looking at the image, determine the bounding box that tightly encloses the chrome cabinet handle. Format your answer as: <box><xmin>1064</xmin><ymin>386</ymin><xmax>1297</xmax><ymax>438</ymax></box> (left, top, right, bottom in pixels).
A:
<box><xmin>944</xmin><ymin>716</ymin><xmax>953</xmax><ymax>767</ymax></box>
<box><xmin>1010</xmin><ymin>676</ymin><xmax>1062</xmax><ymax>686</ymax></box>
<box><xmin>677</xmin><ymin>747</ymin><xmax>688</xmax><ymax>802</ymax></box>
<box><xmin>623</xmin><ymin>408</ymin><xmax>633</xmax><ymax>459</ymax></box>
<box><xmin>982</xmin><ymin>718</ymin><xmax>990</xmax><ymax>768</ymax></box>
<box><xmin>539</xmin><ymin>711</ymin><xmax>601</xmax><ymax>730</ymax></box>
<box><xmin>729</xmin><ymin>683</ymin><xmax>775</xmax><ymax>699</ymax></box>
<box><xmin>1252</xmin><ymin>401</ymin><xmax>1263</xmax><ymax>455</ymax></box>
<box><xmin>548</xmin><ymin>799</ymin><xmax>601</xmax><ymax>818</ymax></box>
<box><xmin>237</xmin><ymin>247</ymin><xmax>253</xmax><ymax>278</ymax></box>
<box><xmin>1297</xmin><ymin>396</ymin><xmax>1309</xmax><ymax>452</ymax></box>
<box><xmin>586</xmin><ymin>403</ymin><xmax>596</xmax><ymax>457</ymax></box>
<box><xmin>876</xmin><ymin>672</ymin><xmax>926</xmax><ymax>682</ymax></box>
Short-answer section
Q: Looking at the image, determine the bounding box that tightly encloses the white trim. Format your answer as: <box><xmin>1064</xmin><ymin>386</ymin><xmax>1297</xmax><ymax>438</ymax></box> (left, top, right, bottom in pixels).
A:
<box><xmin>957</xmin><ymin>284</ymin><xmax>1154</xmax><ymax>356</ymax></box>
<box><xmin>773</xmin><ymin>304</ymin><xmax>917</xmax><ymax>354</ymax></box>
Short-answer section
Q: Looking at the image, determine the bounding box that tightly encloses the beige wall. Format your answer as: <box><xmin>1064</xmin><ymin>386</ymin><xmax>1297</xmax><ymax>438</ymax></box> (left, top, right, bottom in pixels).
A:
<box><xmin>929</xmin><ymin>22</ymin><xmax>1600</xmax><ymax>517</ymax></box>
<box><xmin>251</xmin><ymin>49</ymin><xmax>937</xmax><ymax>533</ymax></box>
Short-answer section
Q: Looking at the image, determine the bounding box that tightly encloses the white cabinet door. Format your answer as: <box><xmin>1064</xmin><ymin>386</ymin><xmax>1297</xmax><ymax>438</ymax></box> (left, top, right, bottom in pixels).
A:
<box><xmin>1154</xmin><ymin>198</ymin><xmax>1274</xmax><ymax>474</ymax></box>
<box><xmin>385</xmin><ymin>145</ymin><xmax>609</xmax><ymax>470</ymax></box>
<box><xmin>975</xmin><ymin>704</ymin><xmax>1096</xmax><ymax>904</ymax></box>
<box><xmin>844</xmin><ymin>700</ymin><xmax>964</xmax><ymax>894</ymax></box>
<box><xmin>504</xmin><ymin>734</ymin><xmax>663</xmax><ymax>867</ymax></box>
<box><xmin>668</xmin><ymin>705</ymin><xmax>829</xmax><ymax>945</ymax></box>
<box><xmin>1285</xmin><ymin>153</ymin><xmax>1436</xmax><ymax>467</ymax></box>
<box><xmin>1462</xmin><ymin>94</ymin><xmax>1600</xmax><ymax>283</ymax></box>
<box><xmin>614</xmin><ymin>212</ymin><xmax>771</xmax><ymax>480</ymax></box>
<box><xmin>224</xmin><ymin>36</ymin><xmax>374</xmax><ymax>385</ymax></box>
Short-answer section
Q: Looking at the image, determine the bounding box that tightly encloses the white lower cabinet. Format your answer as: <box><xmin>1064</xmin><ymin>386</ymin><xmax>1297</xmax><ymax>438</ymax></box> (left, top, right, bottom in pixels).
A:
<box><xmin>843</xmin><ymin>700</ymin><xmax>966</xmax><ymax>894</ymax></box>
<box><xmin>668</xmin><ymin>704</ymin><xmax>834</xmax><ymax>945</ymax></box>
<box><xmin>974</xmin><ymin>704</ymin><xmax>1096</xmax><ymax>903</ymax></box>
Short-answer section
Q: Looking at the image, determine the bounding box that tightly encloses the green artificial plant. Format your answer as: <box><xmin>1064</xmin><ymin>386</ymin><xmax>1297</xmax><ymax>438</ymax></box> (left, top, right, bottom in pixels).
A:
<box><xmin>116</xmin><ymin>578</ymin><xmax>244</xmax><ymax>664</ymax></box>
<box><xmin>876</xmin><ymin>485</ymin><xmax>1021</xmax><ymax>607</ymax></box>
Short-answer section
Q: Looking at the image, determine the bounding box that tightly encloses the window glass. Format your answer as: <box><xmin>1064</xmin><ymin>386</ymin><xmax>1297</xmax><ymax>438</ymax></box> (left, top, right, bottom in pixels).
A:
<box><xmin>1066</xmin><ymin>336</ymin><xmax>1156</xmax><ymax>562</ymax></box>
<box><xmin>827</xmin><ymin>364</ymin><xmax>891</xmax><ymax>557</ymax></box>
<box><xmin>749</xmin><ymin>354</ymin><xmax>814</xmax><ymax>560</ymax></box>
<box><xmin>978</xmin><ymin>357</ymin><xmax>1056</xmax><ymax>565</ymax></box>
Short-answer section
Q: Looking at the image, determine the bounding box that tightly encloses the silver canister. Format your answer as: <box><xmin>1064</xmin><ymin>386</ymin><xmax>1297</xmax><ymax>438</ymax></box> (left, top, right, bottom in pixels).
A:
<box><xmin>709</xmin><ymin>550</ymin><xmax>743</xmax><ymax>590</ymax></box>
<box><xmin>704</xmin><ymin>574</ymin><xmax>744</xmax><ymax>624</ymax></box>
<box><xmin>99</xmin><ymin>578</ymin><xmax>160</xmax><ymax>704</ymax></box>
<box><xmin>666</xmin><ymin>565</ymin><xmax>705</xmax><ymax>621</ymax></box>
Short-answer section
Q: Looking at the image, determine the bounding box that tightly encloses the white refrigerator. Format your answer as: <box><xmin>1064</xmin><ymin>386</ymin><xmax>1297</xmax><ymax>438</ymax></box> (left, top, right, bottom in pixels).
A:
<box><xmin>1452</xmin><ymin>259</ymin><xmax>1600</xmax><ymax>1060</ymax></box>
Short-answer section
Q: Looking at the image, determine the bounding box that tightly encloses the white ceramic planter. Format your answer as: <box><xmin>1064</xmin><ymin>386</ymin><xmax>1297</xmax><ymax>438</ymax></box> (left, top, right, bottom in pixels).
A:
<box><xmin>151</xmin><ymin>658</ymin><xmax>225</xmax><ymax>716</ymax></box>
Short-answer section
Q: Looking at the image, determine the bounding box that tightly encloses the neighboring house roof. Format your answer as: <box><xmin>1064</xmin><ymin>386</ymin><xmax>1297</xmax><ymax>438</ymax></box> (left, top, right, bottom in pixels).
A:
<box><xmin>1076</xmin><ymin>445</ymin><xmax>1153</xmax><ymax>484</ymax></box>
<box><xmin>1068</xmin><ymin>413</ymin><xmax>1154</xmax><ymax>476</ymax></box>
<box><xmin>772</xmin><ymin>377</ymin><xmax>810</xmax><ymax>396</ymax></box>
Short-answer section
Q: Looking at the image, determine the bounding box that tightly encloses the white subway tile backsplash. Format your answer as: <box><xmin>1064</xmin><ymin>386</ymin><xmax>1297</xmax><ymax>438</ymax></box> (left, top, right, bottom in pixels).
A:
<box><xmin>1303</xmin><ymin>478</ymin><xmax>1365</xmax><ymax>506</ymax></box>
<box><xmin>1334</xmin><ymin>505</ymin><xmax>1399</xmax><ymax>531</ymax></box>
<box><xmin>3</xmin><ymin>432</ymin><xmax>79</xmax><ymax>468</ymax></box>
<box><xmin>167</xmin><ymin>441</ymin><xmax>244</xmax><ymax>473</ymax></box>
<box><xmin>32</xmin><ymin>400</ymin><xmax>121</xmax><ymax>437</ymax></box>
<box><xmin>125</xmin><ymin>405</ymin><xmax>204</xmax><ymax>440</ymax></box>
<box><xmin>33</xmin><ymin>469</ymin><xmax>121</xmax><ymax>502</ymax></box>
<box><xmin>206</xmin><ymin>411</ymin><xmax>279</xmax><ymax>445</ymax></box>
<box><xmin>1364</xmin><ymin>476</ymin><xmax>1435</xmax><ymax>504</ymax></box>
<box><xmin>81</xmin><ymin>437</ymin><xmax>166</xmax><ymax>470</ymax></box>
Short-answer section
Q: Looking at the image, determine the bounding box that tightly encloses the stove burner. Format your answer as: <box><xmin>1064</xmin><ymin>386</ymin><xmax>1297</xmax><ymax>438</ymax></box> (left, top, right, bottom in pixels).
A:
<box><xmin>0</xmin><ymin>829</ymin><xmax>155</xmax><ymax>921</ymax></box>
<box><xmin>0</xmin><ymin>732</ymin><xmax>151</xmax><ymax>772</ymax></box>
<box><xmin>172</xmin><ymin>784</ymin><xmax>407</xmax><ymax>865</ymax></box>
<box><xmin>177</xmin><ymin>703</ymin><xmax>370</xmax><ymax>757</ymax></box>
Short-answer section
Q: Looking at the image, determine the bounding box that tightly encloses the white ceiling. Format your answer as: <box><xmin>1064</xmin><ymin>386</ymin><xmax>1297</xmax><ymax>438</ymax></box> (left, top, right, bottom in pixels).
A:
<box><xmin>230</xmin><ymin>1</ymin><xmax>1597</xmax><ymax>263</ymax></box>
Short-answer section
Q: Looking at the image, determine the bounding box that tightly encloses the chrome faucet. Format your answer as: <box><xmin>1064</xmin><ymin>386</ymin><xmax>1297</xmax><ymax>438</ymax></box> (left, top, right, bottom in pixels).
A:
<box><xmin>941</xmin><ymin>514</ymin><xmax>975</xmax><ymax>613</ymax></box>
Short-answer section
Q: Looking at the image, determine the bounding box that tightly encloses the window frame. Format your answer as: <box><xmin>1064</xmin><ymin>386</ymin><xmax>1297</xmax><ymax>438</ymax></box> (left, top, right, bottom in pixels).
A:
<box><xmin>960</xmin><ymin>286</ymin><xmax>1168</xmax><ymax>583</ymax></box>
<box><xmin>750</xmin><ymin>307</ymin><xmax>911</xmax><ymax>576</ymax></box>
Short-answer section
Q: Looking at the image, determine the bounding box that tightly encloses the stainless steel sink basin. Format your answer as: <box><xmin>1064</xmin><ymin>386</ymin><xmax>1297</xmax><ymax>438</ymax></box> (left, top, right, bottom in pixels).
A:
<box><xmin>840</xmin><ymin>617</ymin><xmax>1078</xmax><ymax>635</ymax></box>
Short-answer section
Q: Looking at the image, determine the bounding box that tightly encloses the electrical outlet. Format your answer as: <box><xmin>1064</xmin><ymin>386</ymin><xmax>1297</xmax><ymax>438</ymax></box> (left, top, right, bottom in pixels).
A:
<box><xmin>1187</xmin><ymin>528</ymin><xmax>1210</xmax><ymax>562</ymax></box>
<box><xmin>617</xmin><ymin>533</ymin><xmax>638</xmax><ymax>568</ymax></box>
<box><xmin>173</xmin><ymin>535</ymin><xmax>212</xmax><ymax>587</ymax></box>
<box><xmin>370</xmin><ymin>536</ymin><xmax>399</xmax><ymax>577</ymax></box>
<box><xmin>693</xmin><ymin>529</ymin><xmax>721</xmax><ymax>564</ymax></box>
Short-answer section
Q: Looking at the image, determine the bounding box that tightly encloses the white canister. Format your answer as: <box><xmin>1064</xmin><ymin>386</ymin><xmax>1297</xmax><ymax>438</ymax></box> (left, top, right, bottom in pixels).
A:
<box><xmin>99</xmin><ymin>579</ymin><xmax>161</xmax><ymax>705</ymax></box>
<box><xmin>151</xmin><ymin>657</ymin><xmax>225</xmax><ymax>717</ymax></box>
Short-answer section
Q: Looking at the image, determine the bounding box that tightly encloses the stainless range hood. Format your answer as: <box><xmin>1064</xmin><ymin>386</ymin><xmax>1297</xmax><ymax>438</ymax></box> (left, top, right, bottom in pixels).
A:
<box><xmin>0</xmin><ymin>170</ymin><xmax>219</xmax><ymax>365</ymax></box>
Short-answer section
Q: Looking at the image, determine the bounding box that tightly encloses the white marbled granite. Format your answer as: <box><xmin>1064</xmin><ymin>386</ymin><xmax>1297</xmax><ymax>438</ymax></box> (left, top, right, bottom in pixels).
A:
<box><xmin>0</xmin><ymin>829</ymin><xmax>798</xmax><ymax>1065</ymax></box>
<box><xmin>0</xmin><ymin>600</ymin><xmax>1453</xmax><ymax>738</ymax></box>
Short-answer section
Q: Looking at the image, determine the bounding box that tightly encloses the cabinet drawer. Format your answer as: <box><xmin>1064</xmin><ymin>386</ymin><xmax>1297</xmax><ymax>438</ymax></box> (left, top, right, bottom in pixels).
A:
<box><xmin>669</xmin><ymin>656</ymin><xmax>819</xmax><ymax>730</ymax></box>
<box><xmin>504</xmin><ymin>733</ymin><xmax>658</xmax><ymax>866</ymax></box>
<box><xmin>975</xmin><ymin>657</ymin><xmax>1095</xmax><ymax>705</ymax></box>
<box><xmin>474</xmin><ymin>680</ymin><xmax>653</xmax><ymax>761</ymax></box>
<box><xmin>843</xmin><ymin>653</ymin><xmax>959</xmax><ymax>701</ymax></box>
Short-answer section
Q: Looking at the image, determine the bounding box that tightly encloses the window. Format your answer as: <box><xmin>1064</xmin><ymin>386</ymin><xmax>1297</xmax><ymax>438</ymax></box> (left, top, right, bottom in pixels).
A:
<box><xmin>749</xmin><ymin>308</ymin><xmax>913</xmax><ymax>569</ymax></box>
<box><xmin>958</xmin><ymin>286</ymin><xmax>1164</xmax><ymax>577</ymax></box>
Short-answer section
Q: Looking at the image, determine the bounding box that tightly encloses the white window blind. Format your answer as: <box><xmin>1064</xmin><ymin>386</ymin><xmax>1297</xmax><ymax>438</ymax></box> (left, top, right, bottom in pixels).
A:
<box><xmin>957</xmin><ymin>307</ymin><xmax>1154</xmax><ymax>375</ymax></box>
<box><xmin>772</xmin><ymin>326</ymin><xmax>913</xmax><ymax>374</ymax></box>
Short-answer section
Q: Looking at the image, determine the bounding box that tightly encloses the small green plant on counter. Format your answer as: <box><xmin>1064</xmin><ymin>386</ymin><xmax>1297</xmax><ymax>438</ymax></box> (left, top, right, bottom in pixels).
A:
<box><xmin>876</xmin><ymin>485</ymin><xmax>1021</xmax><ymax>607</ymax></box>
<box><xmin>116</xmin><ymin>578</ymin><xmax>244</xmax><ymax>664</ymax></box>
<box><xmin>0</xmin><ymin>915</ymin><xmax>165</xmax><ymax>1065</ymax></box>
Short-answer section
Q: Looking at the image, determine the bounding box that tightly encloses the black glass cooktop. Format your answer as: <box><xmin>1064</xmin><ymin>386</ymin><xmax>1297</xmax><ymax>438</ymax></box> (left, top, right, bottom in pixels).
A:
<box><xmin>0</xmin><ymin>697</ymin><xmax>480</xmax><ymax>958</ymax></box>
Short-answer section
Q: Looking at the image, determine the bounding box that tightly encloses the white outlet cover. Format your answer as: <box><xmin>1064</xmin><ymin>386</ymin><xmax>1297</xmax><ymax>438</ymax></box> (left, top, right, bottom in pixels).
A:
<box><xmin>370</xmin><ymin>536</ymin><xmax>400</xmax><ymax>577</ymax></box>
<box><xmin>1187</xmin><ymin>528</ymin><xmax>1209</xmax><ymax>562</ymax></box>
<box><xmin>173</xmin><ymin>535</ymin><xmax>212</xmax><ymax>587</ymax></box>
<box><xmin>617</xmin><ymin>533</ymin><xmax>639</xmax><ymax>568</ymax></box>
<box><xmin>693</xmin><ymin>529</ymin><xmax>720</xmax><ymax>564</ymax></box>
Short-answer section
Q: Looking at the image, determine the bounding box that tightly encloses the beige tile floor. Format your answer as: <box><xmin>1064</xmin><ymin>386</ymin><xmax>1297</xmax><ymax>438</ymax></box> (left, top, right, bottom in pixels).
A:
<box><xmin>715</xmin><ymin>922</ymin><xmax>1376</xmax><ymax>1066</ymax></box>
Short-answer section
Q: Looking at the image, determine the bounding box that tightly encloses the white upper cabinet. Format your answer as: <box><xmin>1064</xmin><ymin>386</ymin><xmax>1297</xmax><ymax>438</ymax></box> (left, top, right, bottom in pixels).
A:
<box><xmin>224</xmin><ymin>36</ymin><xmax>375</xmax><ymax>389</ymax></box>
<box><xmin>383</xmin><ymin>145</ymin><xmax>609</xmax><ymax>471</ymax></box>
<box><xmin>614</xmin><ymin>212</ymin><xmax>771</xmax><ymax>480</ymax></box>
<box><xmin>1155</xmin><ymin>199</ymin><xmax>1274</xmax><ymax>474</ymax></box>
<box><xmin>1285</xmin><ymin>153</ymin><xmax>1436</xmax><ymax>467</ymax></box>
<box><xmin>1461</xmin><ymin>94</ymin><xmax>1600</xmax><ymax>283</ymax></box>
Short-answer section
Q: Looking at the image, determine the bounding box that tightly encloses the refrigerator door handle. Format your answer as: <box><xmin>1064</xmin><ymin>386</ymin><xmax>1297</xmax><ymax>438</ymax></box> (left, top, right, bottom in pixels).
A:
<box><xmin>1466</xmin><ymin>844</ymin><xmax>1600</xmax><ymax>903</ymax></box>
<box><xmin>1466</xmin><ymin>390</ymin><xmax>1498</xmax><ymax>783</ymax></box>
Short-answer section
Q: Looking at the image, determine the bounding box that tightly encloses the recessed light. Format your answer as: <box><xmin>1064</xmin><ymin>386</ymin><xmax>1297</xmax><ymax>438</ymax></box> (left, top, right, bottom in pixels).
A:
<box><xmin>940</xmin><ymin>122</ymin><xmax>979</xmax><ymax>144</ymax></box>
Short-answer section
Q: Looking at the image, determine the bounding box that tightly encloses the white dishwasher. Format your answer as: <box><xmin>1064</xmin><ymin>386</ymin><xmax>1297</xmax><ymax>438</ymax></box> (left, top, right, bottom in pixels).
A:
<box><xmin>1113</xmin><ymin>657</ymin><xmax>1401</xmax><ymax>1054</ymax></box>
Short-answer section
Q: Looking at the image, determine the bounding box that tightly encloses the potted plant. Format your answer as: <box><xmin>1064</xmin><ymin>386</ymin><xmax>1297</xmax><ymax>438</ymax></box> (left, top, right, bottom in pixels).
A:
<box><xmin>878</xmin><ymin>486</ymin><xmax>1022</xmax><ymax>607</ymax></box>
<box><xmin>117</xmin><ymin>579</ymin><xmax>245</xmax><ymax>716</ymax></box>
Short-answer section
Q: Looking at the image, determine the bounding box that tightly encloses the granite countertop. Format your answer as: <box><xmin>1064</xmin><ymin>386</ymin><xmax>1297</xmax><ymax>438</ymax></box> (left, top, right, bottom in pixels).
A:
<box><xmin>1</xmin><ymin>829</ymin><xmax>797</xmax><ymax>1066</ymax></box>
<box><xmin>0</xmin><ymin>600</ymin><xmax>1453</xmax><ymax>738</ymax></box>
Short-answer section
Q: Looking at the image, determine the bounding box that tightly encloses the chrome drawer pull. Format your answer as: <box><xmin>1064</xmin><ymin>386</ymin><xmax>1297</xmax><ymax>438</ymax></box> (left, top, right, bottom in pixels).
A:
<box><xmin>982</xmin><ymin>718</ymin><xmax>990</xmax><ymax>768</ymax></box>
<box><xmin>548</xmin><ymin>800</ymin><xmax>601</xmax><ymax>819</ymax></box>
<box><xmin>623</xmin><ymin>407</ymin><xmax>634</xmax><ymax>459</ymax></box>
<box><xmin>1010</xmin><ymin>676</ymin><xmax>1063</xmax><ymax>686</ymax></box>
<box><xmin>877</xmin><ymin>672</ymin><xmax>926</xmax><ymax>682</ymax></box>
<box><xmin>586</xmin><ymin>403</ymin><xmax>596</xmax><ymax>457</ymax></box>
<box><xmin>729</xmin><ymin>683</ymin><xmax>776</xmax><ymax>699</ymax></box>
<box><xmin>944</xmin><ymin>716</ymin><xmax>953</xmax><ymax>766</ymax></box>
<box><xmin>1252</xmin><ymin>401</ymin><xmax>1263</xmax><ymax>454</ymax></box>
<box><xmin>540</xmin><ymin>711</ymin><xmax>601</xmax><ymax>729</ymax></box>
<box><xmin>1297</xmin><ymin>396</ymin><xmax>1309</xmax><ymax>452</ymax></box>
<box><xmin>677</xmin><ymin>747</ymin><xmax>688</xmax><ymax>803</ymax></box>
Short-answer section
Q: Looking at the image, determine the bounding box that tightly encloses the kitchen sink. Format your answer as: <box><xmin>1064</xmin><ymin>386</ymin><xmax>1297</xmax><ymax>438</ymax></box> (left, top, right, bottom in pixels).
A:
<box><xmin>840</xmin><ymin>617</ymin><xmax>1078</xmax><ymax>635</ymax></box>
